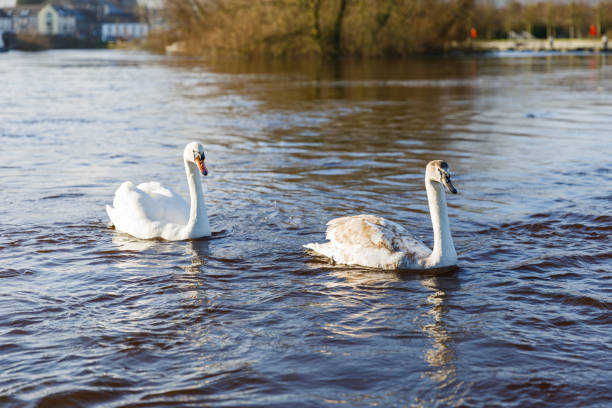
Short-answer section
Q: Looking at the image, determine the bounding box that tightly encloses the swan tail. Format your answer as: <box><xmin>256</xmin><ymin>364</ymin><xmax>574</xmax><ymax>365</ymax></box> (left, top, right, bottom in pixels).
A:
<box><xmin>303</xmin><ymin>242</ymin><xmax>318</xmax><ymax>251</ymax></box>
<box><xmin>304</xmin><ymin>242</ymin><xmax>335</xmax><ymax>259</ymax></box>
<box><xmin>106</xmin><ymin>205</ymin><xmax>116</xmax><ymax>227</ymax></box>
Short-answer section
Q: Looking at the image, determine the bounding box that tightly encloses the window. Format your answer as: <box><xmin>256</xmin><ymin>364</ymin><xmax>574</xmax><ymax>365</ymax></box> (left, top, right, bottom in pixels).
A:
<box><xmin>46</xmin><ymin>12</ymin><xmax>52</xmax><ymax>33</ymax></box>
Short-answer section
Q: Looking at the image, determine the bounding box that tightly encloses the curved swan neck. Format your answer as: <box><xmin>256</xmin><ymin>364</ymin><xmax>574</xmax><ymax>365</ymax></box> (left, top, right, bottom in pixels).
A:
<box><xmin>184</xmin><ymin>160</ymin><xmax>210</xmax><ymax>238</ymax></box>
<box><xmin>425</xmin><ymin>179</ymin><xmax>456</xmax><ymax>266</ymax></box>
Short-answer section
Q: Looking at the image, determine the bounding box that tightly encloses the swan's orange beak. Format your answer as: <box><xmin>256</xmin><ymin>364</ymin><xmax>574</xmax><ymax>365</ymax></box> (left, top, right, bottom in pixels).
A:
<box><xmin>195</xmin><ymin>155</ymin><xmax>208</xmax><ymax>176</ymax></box>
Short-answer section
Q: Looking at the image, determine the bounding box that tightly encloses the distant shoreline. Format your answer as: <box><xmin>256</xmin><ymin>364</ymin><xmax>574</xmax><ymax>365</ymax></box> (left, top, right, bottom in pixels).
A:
<box><xmin>4</xmin><ymin>37</ymin><xmax>610</xmax><ymax>57</ymax></box>
<box><xmin>471</xmin><ymin>38</ymin><xmax>609</xmax><ymax>53</ymax></box>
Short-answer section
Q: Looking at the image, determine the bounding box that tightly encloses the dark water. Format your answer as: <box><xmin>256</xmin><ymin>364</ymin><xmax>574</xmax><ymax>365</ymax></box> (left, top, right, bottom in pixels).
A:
<box><xmin>1</xmin><ymin>50</ymin><xmax>611</xmax><ymax>407</ymax></box>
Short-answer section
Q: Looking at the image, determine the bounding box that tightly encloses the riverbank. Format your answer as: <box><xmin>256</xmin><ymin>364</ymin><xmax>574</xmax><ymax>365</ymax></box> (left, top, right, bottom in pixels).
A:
<box><xmin>472</xmin><ymin>38</ymin><xmax>609</xmax><ymax>52</ymax></box>
<box><xmin>2</xmin><ymin>33</ymin><xmax>105</xmax><ymax>51</ymax></box>
<box><xmin>163</xmin><ymin>38</ymin><xmax>611</xmax><ymax>57</ymax></box>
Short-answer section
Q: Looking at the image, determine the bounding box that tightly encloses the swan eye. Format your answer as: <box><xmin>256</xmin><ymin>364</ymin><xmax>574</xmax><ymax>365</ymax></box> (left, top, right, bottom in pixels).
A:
<box><xmin>438</xmin><ymin>169</ymin><xmax>452</xmax><ymax>183</ymax></box>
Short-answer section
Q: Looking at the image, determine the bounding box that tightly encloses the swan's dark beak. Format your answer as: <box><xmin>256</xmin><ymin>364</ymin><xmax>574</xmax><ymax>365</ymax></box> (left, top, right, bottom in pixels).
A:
<box><xmin>195</xmin><ymin>155</ymin><xmax>208</xmax><ymax>176</ymax></box>
<box><xmin>442</xmin><ymin>174</ymin><xmax>457</xmax><ymax>194</ymax></box>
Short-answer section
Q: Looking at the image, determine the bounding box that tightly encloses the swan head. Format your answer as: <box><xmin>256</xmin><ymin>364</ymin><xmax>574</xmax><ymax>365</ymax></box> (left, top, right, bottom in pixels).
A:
<box><xmin>183</xmin><ymin>142</ymin><xmax>208</xmax><ymax>176</ymax></box>
<box><xmin>426</xmin><ymin>160</ymin><xmax>457</xmax><ymax>194</ymax></box>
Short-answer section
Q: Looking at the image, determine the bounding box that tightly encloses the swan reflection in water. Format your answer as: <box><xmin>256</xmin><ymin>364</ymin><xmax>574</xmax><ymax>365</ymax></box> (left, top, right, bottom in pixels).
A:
<box><xmin>109</xmin><ymin>234</ymin><xmax>211</xmax><ymax>297</ymax></box>
<box><xmin>308</xmin><ymin>258</ymin><xmax>460</xmax><ymax>387</ymax></box>
<box><xmin>419</xmin><ymin>274</ymin><xmax>460</xmax><ymax>385</ymax></box>
<box><xmin>111</xmin><ymin>233</ymin><xmax>159</xmax><ymax>252</ymax></box>
<box><xmin>185</xmin><ymin>239</ymin><xmax>212</xmax><ymax>274</ymax></box>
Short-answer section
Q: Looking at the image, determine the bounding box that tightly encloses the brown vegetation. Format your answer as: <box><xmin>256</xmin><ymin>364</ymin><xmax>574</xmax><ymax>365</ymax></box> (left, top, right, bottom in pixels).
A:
<box><xmin>140</xmin><ymin>29</ymin><xmax>180</xmax><ymax>54</ymax></box>
<box><xmin>162</xmin><ymin>0</ymin><xmax>612</xmax><ymax>57</ymax></box>
<box><xmin>13</xmin><ymin>33</ymin><xmax>51</xmax><ymax>51</ymax></box>
<box><xmin>164</xmin><ymin>0</ymin><xmax>473</xmax><ymax>57</ymax></box>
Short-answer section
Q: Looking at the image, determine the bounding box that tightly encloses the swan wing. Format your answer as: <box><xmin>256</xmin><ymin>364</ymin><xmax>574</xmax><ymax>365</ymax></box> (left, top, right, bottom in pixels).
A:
<box><xmin>137</xmin><ymin>182</ymin><xmax>189</xmax><ymax>225</ymax></box>
<box><xmin>106</xmin><ymin>181</ymin><xmax>188</xmax><ymax>239</ymax></box>
<box><xmin>327</xmin><ymin>215</ymin><xmax>429</xmax><ymax>253</ymax></box>
<box><xmin>106</xmin><ymin>142</ymin><xmax>212</xmax><ymax>241</ymax></box>
<box><xmin>305</xmin><ymin>214</ymin><xmax>431</xmax><ymax>269</ymax></box>
<box><xmin>106</xmin><ymin>181</ymin><xmax>161</xmax><ymax>239</ymax></box>
<box><xmin>326</xmin><ymin>215</ymin><xmax>398</xmax><ymax>250</ymax></box>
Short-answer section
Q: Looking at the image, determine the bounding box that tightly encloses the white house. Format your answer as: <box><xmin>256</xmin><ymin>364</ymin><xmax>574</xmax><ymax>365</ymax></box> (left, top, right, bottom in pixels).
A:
<box><xmin>2</xmin><ymin>1</ymin><xmax>151</xmax><ymax>43</ymax></box>
<box><xmin>0</xmin><ymin>9</ymin><xmax>12</xmax><ymax>33</ymax></box>
<box><xmin>38</xmin><ymin>4</ymin><xmax>77</xmax><ymax>36</ymax></box>
<box><xmin>100</xmin><ymin>2</ymin><xmax>148</xmax><ymax>42</ymax></box>
<box><xmin>101</xmin><ymin>21</ymin><xmax>147</xmax><ymax>42</ymax></box>
<box><xmin>9</xmin><ymin>6</ymin><xmax>40</xmax><ymax>34</ymax></box>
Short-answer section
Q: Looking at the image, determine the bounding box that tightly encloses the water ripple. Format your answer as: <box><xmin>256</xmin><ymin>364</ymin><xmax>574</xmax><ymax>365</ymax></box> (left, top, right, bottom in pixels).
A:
<box><xmin>0</xmin><ymin>50</ymin><xmax>611</xmax><ymax>408</ymax></box>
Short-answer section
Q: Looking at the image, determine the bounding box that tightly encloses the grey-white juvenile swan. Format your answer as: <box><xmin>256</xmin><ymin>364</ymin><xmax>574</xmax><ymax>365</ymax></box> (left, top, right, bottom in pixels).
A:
<box><xmin>304</xmin><ymin>160</ymin><xmax>458</xmax><ymax>270</ymax></box>
<box><xmin>106</xmin><ymin>142</ymin><xmax>211</xmax><ymax>240</ymax></box>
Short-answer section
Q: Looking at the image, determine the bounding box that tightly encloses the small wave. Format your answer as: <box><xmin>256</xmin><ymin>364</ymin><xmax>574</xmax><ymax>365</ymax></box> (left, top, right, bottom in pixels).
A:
<box><xmin>511</xmin><ymin>252</ymin><xmax>612</xmax><ymax>274</ymax></box>
<box><xmin>85</xmin><ymin>375</ymin><xmax>136</xmax><ymax>389</ymax></box>
<box><xmin>479</xmin><ymin>212</ymin><xmax>612</xmax><ymax>246</ymax></box>
<box><xmin>0</xmin><ymin>269</ymin><xmax>34</xmax><ymax>278</ymax></box>
<box><xmin>505</xmin><ymin>378</ymin><xmax>563</xmax><ymax>392</ymax></box>
<box><xmin>41</xmin><ymin>193</ymin><xmax>85</xmax><ymax>200</ymax></box>
<box><xmin>139</xmin><ymin>367</ymin><xmax>269</xmax><ymax>403</ymax></box>
<box><xmin>549</xmin><ymin>272</ymin><xmax>581</xmax><ymax>279</ymax></box>
<box><xmin>86</xmin><ymin>293</ymin><xmax>121</xmax><ymax>304</ymax></box>
<box><xmin>36</xmin><ymin>389</ymin><xmax>118</xmax><ymax>408</ymax></box>
<box><xmin>0</xmin><ymin>395</ymin><xmax>23</xmax><ymax>408</ymax></box>
<box><xmin>549</xmin><ymin>292</ymin><xmax>610</xmax><ymax>310</ymax></box>
<box><xmin>549</xmin><ymin>317</ymin><xmax>576</xmax><ymax>327</ymax></box>
<box><xmin>0</xmin><ymin>343</ymin><xmax>20</xmax><ymax>352</ymax></box>
<box><xmin>507</xmin><ymin>286</ymin><xmax>610</xmax><ymax>310</ymax></box>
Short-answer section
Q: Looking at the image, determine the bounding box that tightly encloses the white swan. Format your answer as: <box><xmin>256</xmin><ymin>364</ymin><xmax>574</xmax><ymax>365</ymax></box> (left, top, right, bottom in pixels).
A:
<box><xmin>106</xmin><ymin>142</ymin><xmax>211</xmax><ymax>241</ymax></box>
<box><xmin>304</xmin><ymin>160</ymin><xmax>458</xmax><ymax>270</ymax></box>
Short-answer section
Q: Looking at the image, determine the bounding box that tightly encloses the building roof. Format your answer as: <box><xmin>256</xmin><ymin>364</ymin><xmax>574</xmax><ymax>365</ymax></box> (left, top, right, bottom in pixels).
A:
<box><xmin>5</xmin><ymin>5</ymin><xmax>42</xmax><ymax>17</ymax></box>
<box><xmin>72</xmin><ymin>8</ymin><xmax>96</xmax><ymax>23</ymax></box>
<box><xmin>2</xmin><ymin>1</ymin><xmax>143</xmax><ymax>23</ymax></box>
<box><xmin>105</xmin><ymin>1</ymin><xmax>123</xmax><ymax>14</ymax></box>
<box><xmin>101</xmin><ymin>14</ymin><xmax>139</xmax><ymax>23</ymax></box>
<box><xmin>102</xmin><ymin>2</ymin><xmax>139</xmax><ymax>23</ymax></box>
<box><xmin>52</xmin><ymin>5</ymin><xmax>77</xmax><ymax>17</ymax></box>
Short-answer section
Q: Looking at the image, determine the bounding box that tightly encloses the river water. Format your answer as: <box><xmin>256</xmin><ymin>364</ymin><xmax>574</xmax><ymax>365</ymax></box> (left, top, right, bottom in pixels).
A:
<box><xmin>1</xmin><ymin>50</ymin><xmax>610</xmax><ymax>407</ymax></box>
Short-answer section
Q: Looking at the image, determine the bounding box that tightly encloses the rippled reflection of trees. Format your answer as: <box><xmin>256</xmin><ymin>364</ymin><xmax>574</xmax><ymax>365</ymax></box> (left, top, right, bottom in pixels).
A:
<box><xmin>165</xmin><ymin>56</ymin><xmax>478</xmax><ymax>171</ymax></box>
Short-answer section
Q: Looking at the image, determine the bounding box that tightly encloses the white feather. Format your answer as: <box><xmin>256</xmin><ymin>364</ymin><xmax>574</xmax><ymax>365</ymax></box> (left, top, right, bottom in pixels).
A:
<box><xmin>106</xmin><ymin>142</ymin><xmax>211</xmax><ymax>241</ymax></box>
<box><xmin>304</xmin><ymin>161</ymin><xmax>458</xmax><ymax>270</ymax></box>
